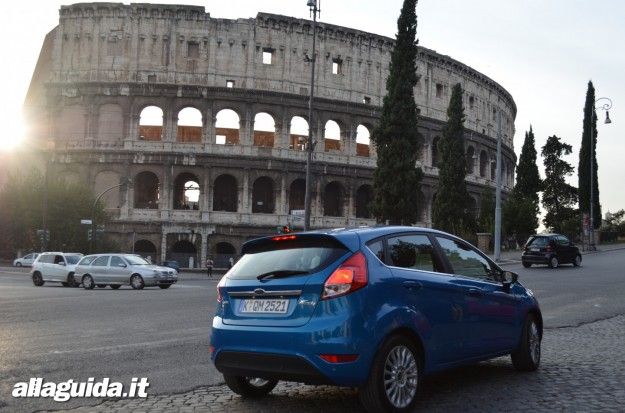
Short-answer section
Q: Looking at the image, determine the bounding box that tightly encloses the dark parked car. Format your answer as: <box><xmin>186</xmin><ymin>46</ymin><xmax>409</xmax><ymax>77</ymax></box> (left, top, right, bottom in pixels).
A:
<box><xmin>211</xmin><ymin>227</ymin><xmax>542</xmax><ymax>412</ymax></box>
<box><xmin>522</xmin><ymin>234</ymin><xmax>581</xmax><ymax>268</ymax></box>
<box><xmin>162</xmin><ymin>260</ymin><xmax>180</xmax><ymax>273</ymax></box>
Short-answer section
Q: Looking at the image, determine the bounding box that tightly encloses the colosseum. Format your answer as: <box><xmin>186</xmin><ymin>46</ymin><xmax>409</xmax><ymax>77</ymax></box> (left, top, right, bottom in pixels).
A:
<box><xmin>24</xmin><ymin>3</ymin><xmax>517</xmax><ymax>267</ymax></box>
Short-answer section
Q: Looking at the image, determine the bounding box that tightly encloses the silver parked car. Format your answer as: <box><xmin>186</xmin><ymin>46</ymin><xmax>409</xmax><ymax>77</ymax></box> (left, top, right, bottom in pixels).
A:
<box><xmin>75</xmin><ymin>254</ymin><xmax>178</xmax><ymax>290</ymax></box>
<box><xmin>14</xmin><ymin>253</ymin><xmax>39</xmax><ymax>267</ymax></box>
<box><xmin>31</xmin><ymin>252</ymin><xmax>84</xmax><ymax>287</ymax></box>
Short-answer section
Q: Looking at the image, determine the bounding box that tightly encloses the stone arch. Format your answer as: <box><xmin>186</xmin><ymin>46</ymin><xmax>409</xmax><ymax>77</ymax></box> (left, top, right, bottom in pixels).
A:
<box><xmin>173</xmin><ymin>172</ymin><xmax>200</xmax><ymax>210</ymax></box>
<box><xmin>94</xmin><ymin>170</ymin><xmax>121</xmax><ymax>209</ymax></box>
<box><xmin>213</xmin><ymin>242</ymin><xmax>236</xmax><ymax>268</ymax></box>
<box><xmin>134</xmin><ymin>239</ymin><xmax>157</xmax><ymax>260</ymax></box>
<box><xmin>490</xmin><ymin>155</ymin><xmax>496</xmax><ymax>181</ymax></box>
<box><xmin>466</xmin><ymin>146</ymin><xmax>475</xmax><ymax>175</ymax></box>
<box><xmin>213</xmin><ymin>174</ymin><xmax>238</xmax><ymax>212</ymax></box>
<box><xmin>139</xmin><ymin>105</ymin><xmax>163</xmax><ymax>141</ymax></box>
<box><xmin>58</xmin><ymin>105</ymin><xmax>86</xmax><ymax>140</ymax></box>
<box><xmin>324</xmin><ymin>120</ymin><xmax>342</xmax><ymax>152</ymax></box>
<box><xmin>431</xmin><ymin>137</ymin><xmax>440</xmax><ymax>167</ymax></box>
<box><xmin>288</xmin><ymin>178</ymin><xmax>306</xmax><ymax>213</ymax></box>
<box><xmin>289</xmin><ymin>116</ymin><xmax>309</xmax><ymax>151</ymax></box>
<box><xmin>324</xmin><ymin>181</ymin><xmax>344</xmax><ymax>217</ymax></box>
<box><xmin>355</xmin><ymin>184</ymin><xmax>373</xmax><ymax>218</ymax></box>
<box><xmin>253</xmin><ymin>112</ymin><xmax>275</xmax><ymax>148</ymax></box>
<box><xmin>170</xmin><ymin>240</ymin><xmax>198</xmax><ymax>268</ymax></box>
<box><xmin>177</xmin><ymin>107</ymin><xmax>203</xmax><ymax>143</ymax></box>
<box><xmin>356</xmin><ymin>124</ymin><xmax>371</xmax><ymax>157</ymax></box>
<box><xmin>479</xmin><ymin>150</ymin><xmax>488</xmax><ymax>178</ymax></box>
<box><xmin>215</xmin><ymin>109</ymin><xmax>240</xmax><ymax>145</ymax></box>
<box><xmin>134</xmin><ymin>171</ymin><xmax>160</xmax><ymax>209</ymax></box>
<box><xmin>97</xmin><ymin>103</ymin><xmax>123</xmax><ymax>141</ymax></box>
<box><xmin>252</xmin><ymin>176</ymin><xmax>275</xmax><ymax>213</ymax></box>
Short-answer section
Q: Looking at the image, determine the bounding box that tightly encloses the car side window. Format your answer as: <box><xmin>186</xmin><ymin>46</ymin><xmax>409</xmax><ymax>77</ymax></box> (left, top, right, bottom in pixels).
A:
<box><xmin>78</xmin><ymin>256</ymin><xmax>96</xmax><ymax>266</ymax></box>
<box><xmin>110</xmin><ymin>256</ymin><xmax>125</xmax><ymax>267</ymax></box>
<box><xmin>367</xmin><ymin>240</ymin><xmax>385</xmax><ymax>263</ymax></box>
<box><xmin>54</xmin><ymin>255</ymin><xmax>65</xmax><ymax>265</ymax></box>
<box><xmin>556</xmin><ymin>235</ymin><xmax>569</xmax><ymax>246</ymax></box>
<box><xmin>39</xmin><ymin>255</ymin><xmax>52</xmax><ymax>264</ymax></box>
<box><xmin>24</xmin><ymin>254</ymin><xmax>32</xmax><ymax>259</ymax></box>
<box><xmin>92</xmin><ymin>256</ymin><xmax>110</xmax><ymax>267</ymax></box>
<box><xmin>387</xmin><ymin>234</ymin><xmax>440</xmax><ymax>272</ymax></box>
<box><xmin>435</xmin><ymin>236</ymin><xmax>494</xmax><ymax>280</ymax></box>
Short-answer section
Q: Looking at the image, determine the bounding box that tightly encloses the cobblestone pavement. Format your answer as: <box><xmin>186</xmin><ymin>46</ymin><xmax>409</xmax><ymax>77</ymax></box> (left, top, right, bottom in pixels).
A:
<box><xmin>48</xmin><ymin>314</ymin><xmax>625</xmax><ymax>413</ymax></box>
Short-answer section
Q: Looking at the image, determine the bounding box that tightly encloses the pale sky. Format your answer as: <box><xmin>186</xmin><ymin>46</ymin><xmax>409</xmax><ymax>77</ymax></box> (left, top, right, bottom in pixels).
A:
<box><xmin>1</xmin><ymin>0</ymin><xmax>623</xmax><ymax>215</ymax></box>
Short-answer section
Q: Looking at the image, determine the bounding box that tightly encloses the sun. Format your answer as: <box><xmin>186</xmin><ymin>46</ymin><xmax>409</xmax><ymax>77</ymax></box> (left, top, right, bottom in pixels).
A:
<box><xmin>0</xmin><ymin>112</ymin><xmax>26</xmax><ymax>152</ymax></box>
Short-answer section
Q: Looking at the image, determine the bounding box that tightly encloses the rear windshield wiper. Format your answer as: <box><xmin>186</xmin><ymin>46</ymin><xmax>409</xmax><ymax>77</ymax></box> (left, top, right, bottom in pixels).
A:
<box><xmin>257</xmin><ymin>270</ymin><xmax>310</xmax><ymax>281</ymax></box>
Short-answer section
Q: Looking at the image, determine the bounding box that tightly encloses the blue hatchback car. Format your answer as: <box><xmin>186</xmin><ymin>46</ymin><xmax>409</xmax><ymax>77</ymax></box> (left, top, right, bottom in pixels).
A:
<box><xmin>210</xmin><ymin>227</ymin><xmax>542</xmax><ymax>412</ymax></box>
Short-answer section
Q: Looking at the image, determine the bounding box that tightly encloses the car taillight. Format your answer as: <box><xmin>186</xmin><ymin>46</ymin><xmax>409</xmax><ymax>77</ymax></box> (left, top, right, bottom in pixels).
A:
<box><xmin>216</xmin><ymin>285</ymin><xmax>223</xmax><ymax>303</ymax></box>
<box><xmin>319</xmin><ymin>354</ymin><xmax>359</xmax><ymax>363</ymax></box>
<box><xmin>321</xmin><ymin>251</ymin><xmax>368</xmax><ymax>300</ymax></box>
<box><xmin>546</xmin><ymin>244</ymin><xmax>553</xmax><ymax>252</ymax></box>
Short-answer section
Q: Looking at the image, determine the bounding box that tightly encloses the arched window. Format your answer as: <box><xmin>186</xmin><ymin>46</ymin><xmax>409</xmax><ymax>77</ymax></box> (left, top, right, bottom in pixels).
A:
<box><xmin>491</xmin><ymin>157</ymin><xmax>496</xmax><ymax>181</ymax></box>
<box><xmin>355</xmin><ymin>184</ymin><xmax>373</xmax><ymax>218</ymax></box>
<box><xmin>288</xmin><ymin>179</ymin><xmax>306</xmax><ymax>213</ymax></box>
<box><xmin>324</xmin><ymin>120</ymin><xmax>341</xmax><ymax>152</ymax></box>
<box><xmin>324</xmin><ymin>181</ymin><xmax>344</xmax><ymax>217</ymax></box>
<box><xmin>170</xmin><ymin>240</ymin><xmax>198</xmax><ymax>268</ymax></box>
<box><xmin>467</xmin><ymin>196</ymin><xmax>478</xmax><ymax>218</ymax></box>
<box><xmin>479</xmin><ymin>150</ymin><xmax>488</xmax><ymax>178</ymax></box>
<box><xmin>466</xmin><ymin>146</ymin><xmax>475</xmax><ymax>175</ymax></box>
<box><xmin>134</xmin><ymin>240</ymin><xmax>157</xmax><ymax>260</ymax></box>
<box><xmin>417</xmin><ymin>190</ymin><xmax>426</xmax><ymax>222</ymax></box>
<box><xmin>139</xmin><ymin>106</ymin><xmax>163</xmax><ymax>141</ymax></box>
<box><xmin>213</xmin><ymin>242</ymin><xmax>236</xmax><ymax>268</ymax></box>
<box><xmin>356</xmin><ymin>125</ymin><xmax>371</xmax><ymax>157</ymax></box>
<box><xmin>431</xmin><ymin>137</ymin><xmax>440</xmax><ymax>167</ymax></box>
<box><xmin>174</xmin><ymin>172</ymin><xmax>200</xmax><ymax>210</ymax></box>
<box><xmin>213</xmin><ymin>174</ymin><xmax>238</xmax><ymax>212</ymax></box>
<box><xmin>215</xmin><ymin>109</ymin><xmax>240</xmax><ymax>145</ymax></box>
<box><xmin>252</xmin><ymin>177</ymin><xmax>275</xmax><ymax>213</ymax></box>
<box><xmin>95</xmin><ymin>171</ymin><xmax>121</xmax><ymax>209</ymax></box>
<box><xmin>98</xmin><ymin>104</ymin><xmax>123</xmax><ymax>141</ymax></box>
<box><xmin>134</xmin><ymin>171</ymin><xmax>160</xmax><ymax>209</ymax></box>
<box><xmin>177</xmin><ymin>107</ymin><xmax>203</xmax><ymax>143</ymax></box>
<box><xmin>289</xmin><ymin>116</ymin><xmax>309</xmax><ymax>151</ymax></box>
<box><xmin>253</xmin><ymin>112</ymin><xmax>275</xmax><ymax>148</ymax></box>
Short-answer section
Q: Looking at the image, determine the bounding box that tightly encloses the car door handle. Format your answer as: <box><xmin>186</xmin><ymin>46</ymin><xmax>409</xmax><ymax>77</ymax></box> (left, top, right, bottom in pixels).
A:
<box><xmin>403</xmin><ymin>281</ymin><xmax>423</xmax><ymax>292</ymax></box>
<box><xmin>466</xmin><ymin>288</ymin><xmax>482</xmax><ymax>297</ymax></box>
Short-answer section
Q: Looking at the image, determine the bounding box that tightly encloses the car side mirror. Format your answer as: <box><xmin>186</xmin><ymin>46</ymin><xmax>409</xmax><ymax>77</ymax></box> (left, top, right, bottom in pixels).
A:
<box><xmin>118</xmin><ymin>263</ymin><xmax>127</xmax><ymax>268</ymax></box>
<box><xmin>58</xmin><ymin>262</ymin><xmax>66</xmax><ymax>266</ymax></box>
<box><xmin>501</xmin><ymin>270</ymin><xmax>518</xmax><ymax>292</ymax></box>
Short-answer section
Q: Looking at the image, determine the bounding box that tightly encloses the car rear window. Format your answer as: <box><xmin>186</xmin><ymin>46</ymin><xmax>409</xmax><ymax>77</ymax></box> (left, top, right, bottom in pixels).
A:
<box><xmin>527</xmin><ymin>236</ymin><xmax>549</xmax><ymax>248</ymax></box>
<box><xmin>229</xmin><ymin>237</ymin><xmax>349</xmax><ymax>280</ymax></box>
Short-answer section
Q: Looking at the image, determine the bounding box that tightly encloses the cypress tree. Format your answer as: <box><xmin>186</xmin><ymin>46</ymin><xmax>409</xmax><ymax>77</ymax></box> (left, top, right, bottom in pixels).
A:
<box><xmin>578</xmin><ymin>81</ymin><xmax>601</xmax><ymax>228</ymax></box>
<box><xmin>432</xmin><ymin>83</ymin><xmax>474</xmax><ymax>235</ymax></box>
<box><xmin>514</xmin><ymin>126</ymin><xmax>542</xmax><ymax>204</ymax></box>
<box><xmin>542</xmin><ymin>135</ymin><xmax>578</xmax><ymax>234</ymax></box>
<box><xmin>371</xmin><ymin>0</ymin><xmax>422</xmax><ymax>225</ymax></box>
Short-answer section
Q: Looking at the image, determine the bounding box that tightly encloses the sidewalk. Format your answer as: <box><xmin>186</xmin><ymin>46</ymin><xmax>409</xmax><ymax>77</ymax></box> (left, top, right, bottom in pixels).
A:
<box><xmin>493</xmin><ymin>242</ymin><xmax>625</xmax><ymax>264</ymax></box>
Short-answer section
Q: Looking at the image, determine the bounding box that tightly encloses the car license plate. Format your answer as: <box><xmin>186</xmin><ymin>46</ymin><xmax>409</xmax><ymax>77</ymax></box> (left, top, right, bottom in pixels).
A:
<box><xmin>531</xmin><ymin>248</ymin><xmax>539</xmax><ymax>252</ymax></box>
<box><xmin>240</xmin><ymin>299</ymin><xmax>289</xmax><ymax>314</ymax></box>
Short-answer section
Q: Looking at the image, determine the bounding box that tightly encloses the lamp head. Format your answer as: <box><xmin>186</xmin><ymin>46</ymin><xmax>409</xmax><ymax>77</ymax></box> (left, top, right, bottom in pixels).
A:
<box><xmin>604</xmin><ymin>110</ymin><xmax>612</xmax><ymax>124</ymax></box>
<box><xmin>307</xmin><ymin>0</ymin><xmax>316</xmax><ymax>7</ymax></box>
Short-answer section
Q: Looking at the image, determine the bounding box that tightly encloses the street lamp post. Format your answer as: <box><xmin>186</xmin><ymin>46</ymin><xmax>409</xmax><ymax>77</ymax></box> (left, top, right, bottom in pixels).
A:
<box><xmin>91</xmin><ymin>179</ymin><xmax>130</xmax><ymax>253</ymax></box>
<box><xmin>494</xmin><ymin>110</ymin><xmax>503</xmax><ymax>262</ymax></box>
<box><xmin>41</xmin><ymin>140</ymin><xmax>55</xmax><ymax>252</ymax></box>
<box><xmin>589</xmin><ymin>97</ymin><xmax>612</xmax><ymax>250</ymax></box>
<box><xmin>303</xmin><ymin>0</ymin><xmax>320</xmax><ymax>231</ymax></box>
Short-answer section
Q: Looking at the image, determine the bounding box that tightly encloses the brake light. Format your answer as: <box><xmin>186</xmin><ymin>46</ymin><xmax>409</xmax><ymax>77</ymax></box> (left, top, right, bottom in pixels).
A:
<box><xmin>319</xmin><ymin>354</ymin><xmax>359</xmax><ymax>363</ymax></box>
<box><xmin>272</xmin><ymin>235</ymin><xmax>297</xmax><ymax>241</ymax></box>
<box><xmin>321</xmin><ymin>251</ymin><xmax>368</xmax><ymax>300</ymax></box>
<box><xmin>216</xmin><ymin>285</ymin><xmax>223</xmax><ymax>303</ymax></box>
<box><xmin>546</xmin><ymin>244</ymin><xmax>553</xmax><ymax>252</ymax></box>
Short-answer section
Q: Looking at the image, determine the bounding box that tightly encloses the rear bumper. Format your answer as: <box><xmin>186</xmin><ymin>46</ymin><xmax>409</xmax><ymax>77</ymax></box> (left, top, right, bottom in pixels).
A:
<box><xmin>522</xmin><ymin>254</ymin><xmax>550</xmax><ymax>264</ymax></box>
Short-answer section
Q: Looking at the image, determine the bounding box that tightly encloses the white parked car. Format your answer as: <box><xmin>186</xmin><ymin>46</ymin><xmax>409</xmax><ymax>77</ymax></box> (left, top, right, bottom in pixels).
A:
<box><xmin>31</xmin><ymin>252</ymin><xmax>84</xmax><ymax>287</ymax></box>
<box><xmin>75</xmin><ymin>254</ymin><xmax>178</xmax><ymax>290</ymax></box>
<box><xmin>13</xmin><ymin>253</ymin><xmax>39</xmax><ymax>267</ymax></box>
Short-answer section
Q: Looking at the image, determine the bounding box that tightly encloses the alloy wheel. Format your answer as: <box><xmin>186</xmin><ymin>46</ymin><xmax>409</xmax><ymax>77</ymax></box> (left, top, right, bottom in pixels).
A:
<box><xmin>528</xmin><ymin>321</ymin><xmax>541</xmax><ymax>364</ymax></box>
<box><xmin>383</xmin><ymin>345</ymin><xmax>418</xmax><ymax>409</ymax></box>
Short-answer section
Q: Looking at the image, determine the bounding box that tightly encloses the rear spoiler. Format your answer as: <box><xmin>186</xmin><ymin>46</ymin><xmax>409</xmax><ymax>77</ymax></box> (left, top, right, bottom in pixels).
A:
<box><xmin>241</xmin><ymin>232</ymin><xmax>358</xmax><ymax>255</ymax></box>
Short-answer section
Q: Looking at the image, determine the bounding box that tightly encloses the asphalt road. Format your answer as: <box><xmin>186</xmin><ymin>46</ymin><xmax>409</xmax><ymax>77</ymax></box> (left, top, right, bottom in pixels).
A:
<box><xmin>1</xmin><ymin>248</ymin><xmax>624</xmax><ymax>412</ymax></box>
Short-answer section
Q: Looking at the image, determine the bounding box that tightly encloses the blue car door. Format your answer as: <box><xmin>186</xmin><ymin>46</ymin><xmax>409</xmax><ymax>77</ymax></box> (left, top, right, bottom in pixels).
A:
<box><xmin>433</xmin><ymin>236</ymin><xmax>519</xmax><ymax>357</ymax></box>
<box><xmin>383</xmin><ymin>233</ymin><xmax>469</xmax><ymax>365</ymax></box>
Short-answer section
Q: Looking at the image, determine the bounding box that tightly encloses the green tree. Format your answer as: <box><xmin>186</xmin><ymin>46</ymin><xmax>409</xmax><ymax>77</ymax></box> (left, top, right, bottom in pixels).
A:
<box><xmin>578</xmin><ymin>81</ymin><xmax>601</xmax><ymax>228</ymax></box>
<box><xmin>371</xmin><ymin>0</ymin><xmax>422</xmax><ymax>225</ymax></box>
<box><xmin>0</xmin><ymin>170</ymin><xmax>113</xmax><ymax>258</ymax></box>
<box><xmin>515</xmin><ymin>126</ymin><xmax>542</xmax><ymax>204</ymax></box>
<box><xmin>478</xmin><ymin>188</ymin><xmax>495</xmax><ymax>234</ymax></box>
<box><xmin>432</xmin><ymin>83</ymin><xmax>475</xmax><ymax>235</ymax></box>
<box><xmin>541</xmin><ymin>135</ymin><xmax>578</xmax><ymax>235</ymax></box>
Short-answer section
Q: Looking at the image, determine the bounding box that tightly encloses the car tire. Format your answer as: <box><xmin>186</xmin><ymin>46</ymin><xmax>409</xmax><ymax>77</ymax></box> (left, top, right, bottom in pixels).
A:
<box><xmin>97</xmin><ymin>284</ymin><xmax>106</xmax><ymax>288</ymax></box>
<box><xmin>522</xmin><ymin>261</ymin><xmax>531</xmax><ymax>268</ymax></box>
<box><xmin>511</xmin><ymin>314</ymin><xmax>541</xmax><ymax>371</ymax></box>
<box><xmin>82</xmin><ymin>275</ymin><xmax>95</xmax><ymax>290</ymax></box>
<box><xmin>67</xmin><ymin>273</ymin><xmax>78</xmax><ymax>287</ymax></box>
<box><xmin>223</xmin><ymin>375</ymin><xmax>278</xmax><ymax>398</ymax></box>
<box><xmin>32</xmin><ymin>272</ymin><xmax>44</xmax><ymax>287</ymax></box>
<box><xmin>359</xmin><ymin>335</ymin><xmax>421</xmax><ymax>413</ymax></box>
<box><xmin>548</xmin><ymin>256</ymin><xmax>559</xmax><ymax>269</ymax></box>
<box><xmin>130</xmin><ymin>274</ymin><xmax>145</xmax><ymax>290</ymax></box>
<box><xmin>110</xmin><ymin>285</ymin><xmax>121</xmax><ymax>290</ymax></box>
<box><xmin>16</xmin><ymin>262</ymin><xmax>22</xmax><ymax>267</ymax></box>
<box><xmin>573</xmin><ymin>255</ymin><xmax>582</xmax><ymax>267</ymax></box>
<box><xmin>158</xmin><ymin>284</ymin><xmax>171</xmax><ymax>289</ymax></box>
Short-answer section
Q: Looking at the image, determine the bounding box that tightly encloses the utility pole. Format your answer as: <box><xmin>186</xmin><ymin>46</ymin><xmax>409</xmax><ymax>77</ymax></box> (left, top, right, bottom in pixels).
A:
<box><xmin>303</xmin><ymin>0</ymin><xmax>320</xmax><ymax>231</ymax></box>
<box><xmin>494</xmin><ymin>110</ymin><xmax>502</xmax><ymax>261</ymax></box>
